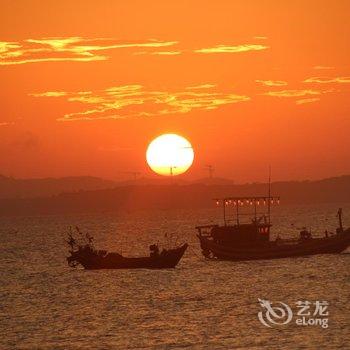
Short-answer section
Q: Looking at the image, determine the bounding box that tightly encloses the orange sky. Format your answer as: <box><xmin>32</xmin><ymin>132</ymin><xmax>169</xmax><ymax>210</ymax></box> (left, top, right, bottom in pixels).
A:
<box><xmin>1</xmin><ymin>0</ymin><xmax>350</xmax><ymax>182</ymax></box>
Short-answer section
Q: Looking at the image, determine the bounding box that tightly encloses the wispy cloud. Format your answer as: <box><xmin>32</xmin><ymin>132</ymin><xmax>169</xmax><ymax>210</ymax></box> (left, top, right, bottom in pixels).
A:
<box><xmin>0</xmin><ymin>122</ymin><xmax>13</xmax><ymax>126</ymax></box>
<box><xmin>186</xmin><ymin>84</ymin><xmax>217</xmax><ymax>90</ymax></box>
<box><xmin>150</xmin><ymin>51</ymin><xmax>181</xmax><ymax>55</ymax></box>
<box><xmin>30</xmin><ymin>85</ymin><xmax>250</xmax><ymax>122</ymax></box>
<box><xmin>313</xmin><ymin>66</ymin><xmax>334</xmax><ymax>70</ymax></box>
<box><xmin>1</xmin><ymin>38</ymin><xmax>271</xmax><ymax>64</ymax></box>
<box><xmin>0</xmin><ymin>37</ymin><xmax>178</xmax><ymax>65</ymax></box>
<box><xmin>29</xmin><ymin>91</ymin><xmax>68</xmax><ymax>97</ymax></box>
<box><xmin>194</xmin><ymin>44</ymin><xmax>269</xmax><ymax>54</ymax></box>
<box><xmin>254</xmin><ymin>36</ymin><xmax>268</xmax><ymax>40</ymax></box>
<box><xmin>255</xmin><ymin>80</ymin><xmax>287</xmax><ymax>87</ymax></box>
<box><xmin>0</xmin><ymin>41</ymin><xmax>21</xmax><ymax>53</ymax></box>
<box><xmin>304</xmin><ymin>76</ymin><xmax>350</xmax><ymax>83</ymax></box>
<box><xmin>296</xmin><ymin>98</ymin><xmax>320</xmax><ymax>105</ymax></box>
<box><xmin>263</xmin><ymin>89</ymin><xmax>322</xmax><ymax>98</ymax></box>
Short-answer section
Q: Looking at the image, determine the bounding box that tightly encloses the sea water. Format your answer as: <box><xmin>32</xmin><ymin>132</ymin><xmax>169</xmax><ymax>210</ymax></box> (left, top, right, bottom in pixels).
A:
<box><xmin>0</xmin><ymin>203</ymin><xmax>349</xmax><ymax>349</ymax></box>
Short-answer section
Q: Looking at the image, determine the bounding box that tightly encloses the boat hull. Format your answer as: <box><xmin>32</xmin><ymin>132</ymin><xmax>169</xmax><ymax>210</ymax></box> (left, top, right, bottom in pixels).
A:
<box><xmin>197</xmin><ymin>230</ymin><xmax>350</xmax><ymax>261</ymax></box>
<box><xmin>68</xmin><ymin>243</ymin><xmax>188</xmax><ymax>269</ymax></box>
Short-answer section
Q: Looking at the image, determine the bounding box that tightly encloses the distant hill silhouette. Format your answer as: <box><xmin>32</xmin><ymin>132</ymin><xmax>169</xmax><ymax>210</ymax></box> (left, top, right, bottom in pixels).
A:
<box><xmin>0</xmin><ymin>175</ymin><xmax>117</xmax><ymax>199</ymax></box>
<box><xmin>0</xmin><ymin>174</ymin><xmax>236</xmax><ymax>199</ymax></box>
<box><xmin>112</xmin><ymin>176</ymin><xmax>235</xmax><ymax>187</ymax></box>
<box><xmin>0</xmin><ymin>175</ymin><xmax>349</xmax><ymax>216</ymax></box>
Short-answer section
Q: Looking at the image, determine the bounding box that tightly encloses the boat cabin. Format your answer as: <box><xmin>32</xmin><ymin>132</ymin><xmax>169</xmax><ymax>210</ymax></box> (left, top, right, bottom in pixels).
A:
<box><xmin>196</xmin><ymin>196</ymin><xmax>280</xmax><ymax>246</ymax></box>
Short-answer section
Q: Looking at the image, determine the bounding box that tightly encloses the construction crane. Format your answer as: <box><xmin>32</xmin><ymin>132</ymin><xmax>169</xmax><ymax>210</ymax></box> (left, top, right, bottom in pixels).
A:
<box><xmin>122</xmin><ymin>171</ymin><xmax>141</xmax><ymax>181</ymax></box>
<box><xmin>169</xmin><ymin>166</ymin><xmax>177</xmax><ymax>177</ymax></box>
<box><xmin>204</xmin><ymin>165</ymin><xmax>214</xmax><ymax>179</ymax></box>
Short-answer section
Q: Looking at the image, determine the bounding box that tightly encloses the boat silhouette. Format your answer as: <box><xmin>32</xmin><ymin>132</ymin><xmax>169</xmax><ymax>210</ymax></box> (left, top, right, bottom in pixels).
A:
<box><xmin>66</xmin><ymin>227</ymin><xmax>188</xmax><ymax>269</ymax></box>
<box><xmin>196</xmin><ymin>197</ymin><xmax>350</xmax><ymax>261</ymax></box>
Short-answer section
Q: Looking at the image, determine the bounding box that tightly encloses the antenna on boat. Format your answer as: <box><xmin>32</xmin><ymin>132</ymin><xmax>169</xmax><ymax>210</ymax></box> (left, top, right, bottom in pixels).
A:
<box><xmin>268</xmin><ymin>165</ymin><xmax>271</xmax><ymax>225</ymax></box>
<box><xmin>337</xmin><ymin>208</ymin><xmax>344</xmax><ymax>232</ymax></box>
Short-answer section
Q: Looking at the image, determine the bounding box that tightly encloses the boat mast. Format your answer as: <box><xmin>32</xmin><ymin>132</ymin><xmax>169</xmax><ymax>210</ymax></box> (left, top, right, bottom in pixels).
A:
<box><xmin>268</xmin><ymin>165</ymin><xmax>271</xmax><ymax>225</ymax></box>
<box><xmin>223</xmin><ymin>200</ymin><xmax>227</xmax><ymax>226</ymax></box>
<box><xmin>337</xmin><ymin>208</ymin><xmax>343</xmax><ymax>232</ymax></box>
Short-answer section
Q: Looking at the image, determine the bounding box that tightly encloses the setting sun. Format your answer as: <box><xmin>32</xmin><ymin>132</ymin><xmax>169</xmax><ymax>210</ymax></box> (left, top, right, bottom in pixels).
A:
<box><xmin>146</xmin><ymin>134</ymin><xmax>194</xmax><ymax>176</ymax></box>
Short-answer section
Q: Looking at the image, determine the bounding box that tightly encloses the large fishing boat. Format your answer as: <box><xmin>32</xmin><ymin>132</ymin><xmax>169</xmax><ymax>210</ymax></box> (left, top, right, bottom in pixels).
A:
<box><xmin>196</xmin><ymin>196</ymin><xmax>350</xmax><ymax>261</ymax></box>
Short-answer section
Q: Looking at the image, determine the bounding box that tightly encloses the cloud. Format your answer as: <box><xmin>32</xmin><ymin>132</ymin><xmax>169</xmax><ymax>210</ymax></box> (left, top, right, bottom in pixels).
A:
<box><xmin>150</xmin><ymin>51</ymin><xmax>181</xmax><ymax>55</ymax></box>
<box><xmin>296</xmin><ymin>98</ymin><xmax>320</xmax><ymax>105</ymax></box>
<box><xmin>263</xmin><ymin>89</ymin><xmax>322</xmax><ymax>97</ymax></box>
<box><xmin>30</xmin><ymin>85</ymin><xmax>250</xmax><ymax>122</ymax></box>
<box><xmin>29</xmin><ymin>91</ymin><xmax>68</xmax><ymax>97</ymax></box>
<box><xmin>254</xmin><ymin>36</ymin><xmax>268</xmax><ymax>40</ymax></box>
<box><xmin>186</xmin><ymin>84</ymin><xmax>217</xmax><ymax>89</ymax></box>
<box><xmin>194</xmin><ymin>44</ymin><xmax>269</xmax><ymax>54</ymax></box>
<box><xmin>1</xmin><ymin>38</ymin><xmax>270</xmax><ymax>64</ymax></box>
<box><xmin>0</xmin><ymin>38</ymin><xmax>178</xmax><ymax>65</ymax></box>
<box><xmin>313</xmin><ymin>66</ymin><xmax>334</xmax><ymax>70</ymax></box>
<box><xmin>0</xmin><ymin>122</ymin><xmax>13</xmax><ymax>126</ymax></box>
<box><xmin>0</xmin><ymin>41</ymin><xmax>21</xmax><ymax>53</ymax></box>
<box><xmin>136</xmin><ymin>43</ymin><xmax>269</xmax><ymax>55</ymax></box>
<box><xmin>255</xmin><ymin>80</ymin><xmax>287</xmax><ymax>87</ymax></box>
<box><xmin>304</xmin><ymin>76</ymin><xmax>350</xmax><ymax>83</ymax></box>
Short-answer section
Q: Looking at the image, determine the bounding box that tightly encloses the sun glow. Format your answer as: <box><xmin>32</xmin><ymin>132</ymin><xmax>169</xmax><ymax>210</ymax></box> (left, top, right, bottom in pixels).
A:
<box><xmin>146</xmin><ymin>134</ymin><xmax>194</xmax><ymax>176</ymax></box>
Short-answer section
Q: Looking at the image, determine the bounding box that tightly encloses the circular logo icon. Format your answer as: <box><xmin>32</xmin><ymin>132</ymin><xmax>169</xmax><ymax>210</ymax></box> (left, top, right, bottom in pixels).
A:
<box><xmin>258</xmin><ymin>298</ymin><xmax>293</xmax><ymax>327</ymax></box>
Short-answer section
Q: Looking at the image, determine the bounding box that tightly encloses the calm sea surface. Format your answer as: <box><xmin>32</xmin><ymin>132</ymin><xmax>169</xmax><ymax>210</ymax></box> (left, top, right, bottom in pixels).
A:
<box><xmin>0</xmin><ymin>203</ymin><xmax>349</xmax><ymax>349</ymax></box>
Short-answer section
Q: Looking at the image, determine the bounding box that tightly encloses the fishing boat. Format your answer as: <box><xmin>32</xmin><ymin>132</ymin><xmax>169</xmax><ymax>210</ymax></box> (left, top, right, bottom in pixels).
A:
<box><xmin>66</xmin><ymin>227</ymin><xmax>188</xmax><ymax>269</ymax></box>
<box><xmin>196</xmin><ymin>195</ymin><xmax>350</xmax><ymax>261</ymax></box>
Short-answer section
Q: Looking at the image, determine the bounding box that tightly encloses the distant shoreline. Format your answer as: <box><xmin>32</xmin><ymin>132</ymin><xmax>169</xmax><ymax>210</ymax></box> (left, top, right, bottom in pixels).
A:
<box><xmin>0</xmin><ymin>175</ymin><xmax>349</xmax><ymax>216</ymax></box>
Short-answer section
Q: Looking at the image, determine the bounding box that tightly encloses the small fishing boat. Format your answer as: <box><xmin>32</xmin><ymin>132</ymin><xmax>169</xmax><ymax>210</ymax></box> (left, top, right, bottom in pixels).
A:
<box><xmin>66</xmin><ymin>227</ymin><xmax>188</xmax><ymax>269</ymax></box>
<box><xmin>196</xmin><ymin>194</ymin><xmax>350</xmax><ymax>261</ymax></box>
